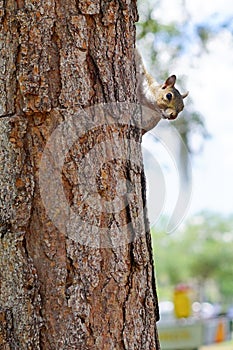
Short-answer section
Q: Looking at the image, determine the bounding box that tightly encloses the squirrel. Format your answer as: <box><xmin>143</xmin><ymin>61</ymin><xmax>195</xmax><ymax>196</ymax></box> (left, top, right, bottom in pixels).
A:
<box><xmin>135</xmin><ymin>49</ymin><xmax>189</xmax><ymax>132</ymax></box>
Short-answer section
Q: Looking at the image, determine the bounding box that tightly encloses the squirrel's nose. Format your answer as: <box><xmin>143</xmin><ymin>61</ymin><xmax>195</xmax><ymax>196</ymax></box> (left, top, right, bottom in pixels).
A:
<box><xmin>169</xmin><ymin>112</ymin><xmax>177</xmax><ymax>120</ymax></box>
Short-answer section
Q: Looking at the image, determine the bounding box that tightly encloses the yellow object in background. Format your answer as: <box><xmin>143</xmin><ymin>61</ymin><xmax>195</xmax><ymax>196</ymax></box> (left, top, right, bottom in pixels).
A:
<box><xmin>173</xmin><ymin>284</ymin><xmax>191</xmax><ymax>318</ymax></box>
<box><xmin>215</xmin><ymin>318</ymin><xmax>225</xmax><ymax>343</ymax></box>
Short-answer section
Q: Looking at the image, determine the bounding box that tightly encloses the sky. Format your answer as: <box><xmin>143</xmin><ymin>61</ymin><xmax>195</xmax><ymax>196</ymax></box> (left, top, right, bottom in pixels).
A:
<box><xmin>141</xmin><ymin>0</ymin><xmax>233</xmax><ymax>227</ymax></box>
<box><xmin>186</xmin><ymin>36</ymin><xmax>233</xmax><ymax>216</ymax></box>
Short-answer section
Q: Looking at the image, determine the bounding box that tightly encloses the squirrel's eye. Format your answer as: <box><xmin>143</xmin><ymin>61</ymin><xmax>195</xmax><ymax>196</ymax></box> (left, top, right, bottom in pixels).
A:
<box><xmin>166</xmin><ymin>93</ymin><xmax>173</xmax><ymax>101</ymax></box>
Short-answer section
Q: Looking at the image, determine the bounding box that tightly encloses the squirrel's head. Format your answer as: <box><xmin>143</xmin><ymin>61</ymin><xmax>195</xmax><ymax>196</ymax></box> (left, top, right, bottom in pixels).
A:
<box><xmin>155</xmin><ymin>75</ymin><xmax>189</xmax><ymax>120</ymax></box>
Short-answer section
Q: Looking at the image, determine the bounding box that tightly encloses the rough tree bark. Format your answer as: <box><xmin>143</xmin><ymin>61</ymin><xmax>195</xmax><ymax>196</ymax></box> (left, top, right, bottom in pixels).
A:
<box><xmin>0</xmin><ymin>1</ymin><xmax>160</xmax><ymax>349</ymax></box>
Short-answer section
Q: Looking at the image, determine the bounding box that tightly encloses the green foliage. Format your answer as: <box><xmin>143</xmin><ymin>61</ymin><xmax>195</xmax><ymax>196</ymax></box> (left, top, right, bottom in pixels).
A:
<box><xmin>137</xmin><ymin>14</ymin><xmax>179</xmax><ymax>41</ymax></box>
<box><xmin>151</xmin><ymin>212</ymin><xmax>233</xmax><ymax>305</ymax></box>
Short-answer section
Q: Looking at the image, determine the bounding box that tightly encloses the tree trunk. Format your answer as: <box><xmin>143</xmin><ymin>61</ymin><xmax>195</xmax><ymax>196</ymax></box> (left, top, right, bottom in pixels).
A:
<box><xmin>0</xmin><ymin>1</ymin><xmax>160</xmax><ymax>349</ymax></box>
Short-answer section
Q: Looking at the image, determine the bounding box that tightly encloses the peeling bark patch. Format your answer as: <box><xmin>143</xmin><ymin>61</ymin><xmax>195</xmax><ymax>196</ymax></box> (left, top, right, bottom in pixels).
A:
<box><xmin>0</xmin><ymin>117</ymin><xmax>35</xmax><ymax>231</ymax></box>
<box><xmin>0</xmin><ymin>6</ymin><xmax>18</xmax><ymax>116</ymax></box>
<box><xmin>78</xmin><ymin>0</ymin><xmax>100</xmax><ymax>15</ymax></box>
<box><xmin>0</xmin><ymin>236</ymin><xmax>42</xmax><ymax>349</ymax></box>
<box><xmin>69</xmin><ymin>15</ymin><xmax>88</xmax><ymax>50</ymax></box>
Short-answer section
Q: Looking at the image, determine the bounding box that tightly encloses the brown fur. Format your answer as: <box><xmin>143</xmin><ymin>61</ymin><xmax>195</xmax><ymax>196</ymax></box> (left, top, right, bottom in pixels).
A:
<box><xmin>136</xmin><ymin>49</ymin><xmax>188</xmax><ymax>121</ymax></box>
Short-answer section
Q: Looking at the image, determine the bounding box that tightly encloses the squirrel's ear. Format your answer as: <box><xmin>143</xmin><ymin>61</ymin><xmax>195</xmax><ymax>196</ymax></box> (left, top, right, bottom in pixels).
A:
<box><xmin>182</xmin><ymin>91</ymin><xmax>189</xmax><ymax>99</ymax></box>
<box><xmin>162</xmin><ymin>75</ymin><xmax>176</xmax><ymax>89</ymax></box>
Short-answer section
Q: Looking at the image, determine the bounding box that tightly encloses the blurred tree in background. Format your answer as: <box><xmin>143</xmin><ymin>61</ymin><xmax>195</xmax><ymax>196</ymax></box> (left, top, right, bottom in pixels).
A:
<box><xmin>151</xmin><ymin>212</ymin><xmax>233</xmax><ymax>308</ymax></box>
<box><xmin>137</xmin><ymin>0</ymin><xmax>233</xmax><ymax>313</ymax></box>
<box><xmin>137</xmin><ymin>0</ymin><xmax>233</xmax><ymax>172</ymax></box>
